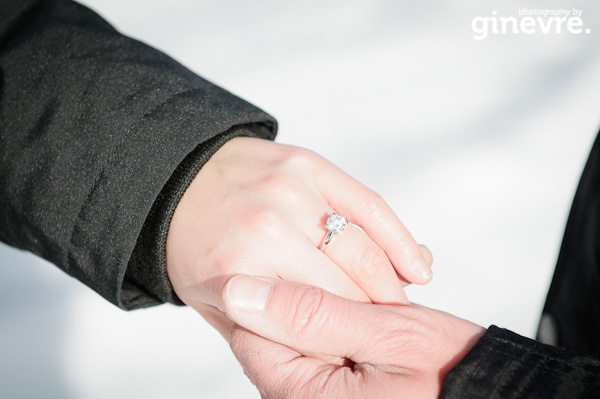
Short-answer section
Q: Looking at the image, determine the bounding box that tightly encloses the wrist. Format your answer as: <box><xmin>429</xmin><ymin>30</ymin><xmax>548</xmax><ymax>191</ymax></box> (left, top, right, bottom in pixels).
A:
<box><xmin>166</xmin><ymin>133</ymin><xmax>254</xmax><ymax>303</ymax></box>
<box><xmin>430</xmin><ymin>308</ymin><xmax>486</xmax><ymax>384</ymax></box>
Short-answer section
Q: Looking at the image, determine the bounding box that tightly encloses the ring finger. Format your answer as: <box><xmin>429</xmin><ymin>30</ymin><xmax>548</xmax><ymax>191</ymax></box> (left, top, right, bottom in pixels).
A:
<box><xmin>312</xmin><ymin>214</ymin><xmax>409</xmax><ymax>305</ymax></box>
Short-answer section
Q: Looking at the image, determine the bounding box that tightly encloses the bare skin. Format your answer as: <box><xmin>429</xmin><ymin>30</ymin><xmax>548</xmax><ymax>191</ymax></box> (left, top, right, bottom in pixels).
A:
<box><xmin>166</xmin><ymin>137</ymin><xmax>432</xmax><ymax>337</ymax></box>
<box><xmin>224</xmin><ymin>275</ymin><xmax>486</xmax><ymax>399</ymax></box>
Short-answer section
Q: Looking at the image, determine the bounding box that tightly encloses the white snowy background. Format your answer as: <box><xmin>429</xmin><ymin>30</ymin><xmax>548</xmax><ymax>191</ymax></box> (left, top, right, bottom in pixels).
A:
<box><xmin>1</xmin><ymin>0</ymin><xmax>599</xmax><ymax>398</ymax></box>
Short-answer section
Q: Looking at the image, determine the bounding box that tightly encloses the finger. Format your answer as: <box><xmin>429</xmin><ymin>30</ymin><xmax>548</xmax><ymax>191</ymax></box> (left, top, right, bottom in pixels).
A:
<box><xmin>315</xmin><ymin>224</ymin><xmax>409</xmax><ymax>304</ymax></box>
<box><xmin>223</xmin><ymin>275</ymin><xmax>402</xmax><ymax>364</ymax></box>
<box><xmin>192</xmin><ymin>302</ymin><xmax>345</xmax><ymax>365</ymax></box>
<box><xmin>275</xmin><ymin>239</ymin><xmax>372</xmax><ymax>304</ymax></box>
<box><xmin>176</xmin><ymin>237</ymin><xmax>371</xmax><ymax>316</ymax></box>
<box><xmin>230</xmin><ymin>326</ymin><xmax>310</xmax><ymax>399</ymax></box>
<box><xmin>400</xmin><ymin>245</ymin><xmax>434</xmax><ymax>287</ymax></box>
<box><xmin>230</xmin><ymin>325</ymin><xmax>381</xmax><ymax>399</ymax></box>
<box><xmin>419</xmin><ymin>244</ymin><xmax>433</xmax><ymax>267</ymax></box>
<box><xmin>315</xmin><ymin>165</ymin><xmax>432</xmax><ymax>284</ymax></box>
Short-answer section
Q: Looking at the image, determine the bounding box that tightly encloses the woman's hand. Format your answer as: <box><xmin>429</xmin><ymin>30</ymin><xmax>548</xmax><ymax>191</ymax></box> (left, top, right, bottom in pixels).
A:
<box><xmin>166</xmin><ymin>137</ymin><xmax>432</xmax><ymax>337</ymax></box>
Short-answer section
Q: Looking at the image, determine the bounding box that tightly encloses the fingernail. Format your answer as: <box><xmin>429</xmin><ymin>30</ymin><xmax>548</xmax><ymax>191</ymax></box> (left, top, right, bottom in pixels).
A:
<box><xmin>412</xmin><ymin>258</ymin><xmax>432</xmax><ymax>280</ymax></box>
<box><xmin>226</xmin><ymin>275</ymin><xmax>273</xmax><ymax>315</ymax></box>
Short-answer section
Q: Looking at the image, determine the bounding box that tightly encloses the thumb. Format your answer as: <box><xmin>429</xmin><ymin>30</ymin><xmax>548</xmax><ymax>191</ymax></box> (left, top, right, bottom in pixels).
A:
<box><xmin>222</xmin><ymin>275</ymin><xmax>397</xmax><ymax>363</ymax></box>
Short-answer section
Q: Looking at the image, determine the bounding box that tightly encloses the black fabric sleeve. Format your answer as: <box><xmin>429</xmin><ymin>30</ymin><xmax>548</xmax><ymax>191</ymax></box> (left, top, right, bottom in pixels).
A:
<box><xmin>125</xmin><ymin>126</ymin><xmax>264</xmax><ymax>309</ymax></box>
<box><xmin>440</xmin><ymin>325</ymin><xmax>600</xmax><ymax>398</ymax></box>
<box><xmin>0</xmin><ymin>0</ymin><xmax>277</xmax><ymax>309</ymax></box>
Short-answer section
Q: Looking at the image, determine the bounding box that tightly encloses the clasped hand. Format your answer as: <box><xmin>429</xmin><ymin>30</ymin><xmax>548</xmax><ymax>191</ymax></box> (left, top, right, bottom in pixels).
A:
<box><xmin>224</xmin><ymin>276</ymin><xmax>486</xmax><ymax>399</ymax></box>
<box><xmin>166</xmin><ymin>137</ymin><xmax>432</xmax><ymax>337</ymax></box>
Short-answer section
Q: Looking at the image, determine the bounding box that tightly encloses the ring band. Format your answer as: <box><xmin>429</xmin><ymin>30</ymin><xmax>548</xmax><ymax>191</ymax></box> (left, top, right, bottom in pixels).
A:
<box><xmin>319</xmin><ymin>212</ymin><xmax>348</xmax><ymax>250</ymax></box>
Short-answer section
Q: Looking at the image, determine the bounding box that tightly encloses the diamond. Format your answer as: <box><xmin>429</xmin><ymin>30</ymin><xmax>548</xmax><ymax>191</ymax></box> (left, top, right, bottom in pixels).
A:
<box><xmin>325</xmin><ymin>213</ymin><xmax>347</xmax><ymax>235</ymax></box>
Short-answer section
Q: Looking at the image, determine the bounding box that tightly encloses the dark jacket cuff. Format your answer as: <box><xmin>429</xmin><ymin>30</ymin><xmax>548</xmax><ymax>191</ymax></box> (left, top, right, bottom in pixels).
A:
<box><xmin>0</xmin><ymin>0</ymin><xmax>277</xmax><ymax>310</ymax></box>
<box><xmin>123</xmin><ymin>126</ymin><xmax>266</xmax><ymax>309</ymax></box>
<box><xmin>441</xmin><ymin>325</ymin><xmax>600</xmax><ymax>398</ymax></box>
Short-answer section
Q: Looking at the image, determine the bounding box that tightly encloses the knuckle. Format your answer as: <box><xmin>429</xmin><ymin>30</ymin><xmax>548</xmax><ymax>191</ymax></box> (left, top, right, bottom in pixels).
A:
<box><xmin>357</xmin><ymin>245</ymin><xmax>386</xmax><ymax>279</ymax></box>
<box><xmin>282</xmin><ymin>146</ymin><xmax>318</xmax><ymax>169</ymax></box>
<box><xmin>280</xmin><ymin>146</ymin><xmax>325</xmax><ymax>179</ymax></box>
<box><xmin>287</xmin><ymin>285</ymin><xmax>328</xmax><ymax>340</ymax></box>
<box><xmin>258</xmin><ymin>173</ymin><xmax>304</xmax><ymax>206</ymax></box>
<box><xmin>372</xmin><ymin>308</ymin><xmax>433</xmax><ymax>362</ymax></box>
<box><xmin>241</xmin><ymin>205</ymin><xmax>286</xmax><ymax>237</ymax></box>
<box><xmin>361</xmin><ymin>190</ymin><xmax>387</xmax><ymax>220</ymax></box>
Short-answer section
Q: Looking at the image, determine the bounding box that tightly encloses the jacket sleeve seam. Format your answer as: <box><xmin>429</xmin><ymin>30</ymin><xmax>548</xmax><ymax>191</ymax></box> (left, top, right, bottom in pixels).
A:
<box><xmin>66</xmin><ymin>87</ymin><xmax>204</xmax><ymax>264</ymax></box>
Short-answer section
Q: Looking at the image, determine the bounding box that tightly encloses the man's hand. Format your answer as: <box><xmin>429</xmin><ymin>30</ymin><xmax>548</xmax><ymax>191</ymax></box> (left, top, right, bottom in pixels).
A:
<box><xmin>166</xmin><ymin>137</ymin><xmax>432</xmax><ymax>337</ymax></box>
<box><xmin>223</xmin><ymin>275</ymin><xmax>485</xmax><ymax>399</ymax></box>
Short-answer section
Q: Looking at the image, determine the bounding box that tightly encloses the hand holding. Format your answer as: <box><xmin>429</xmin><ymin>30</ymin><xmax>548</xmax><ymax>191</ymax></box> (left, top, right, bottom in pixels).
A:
<box><xmin>166</xmin><ymin>137</ymin><xmax>432</xmax><ymax>336</ymax></box>
<box><xmin>224</xmin><ymin>275</ymin><xmax>485</xmax><ymax>399</ymax></box>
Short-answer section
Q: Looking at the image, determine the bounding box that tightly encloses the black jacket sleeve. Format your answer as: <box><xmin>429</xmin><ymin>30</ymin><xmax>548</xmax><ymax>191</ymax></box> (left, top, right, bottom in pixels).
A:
<box><xmin>0</xmin><ymin>0</ymin><xmax>277</xmax><ymax>309</ymax></box>
<box><xmin>440</xmin><ymin>326</ymin><xmax>600</xmax><ymax>398</ymax></box>
<box><xmin>441</xmin><ymin>131</ymin><xmax>600</xmax><ymax>397</ymax></box>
